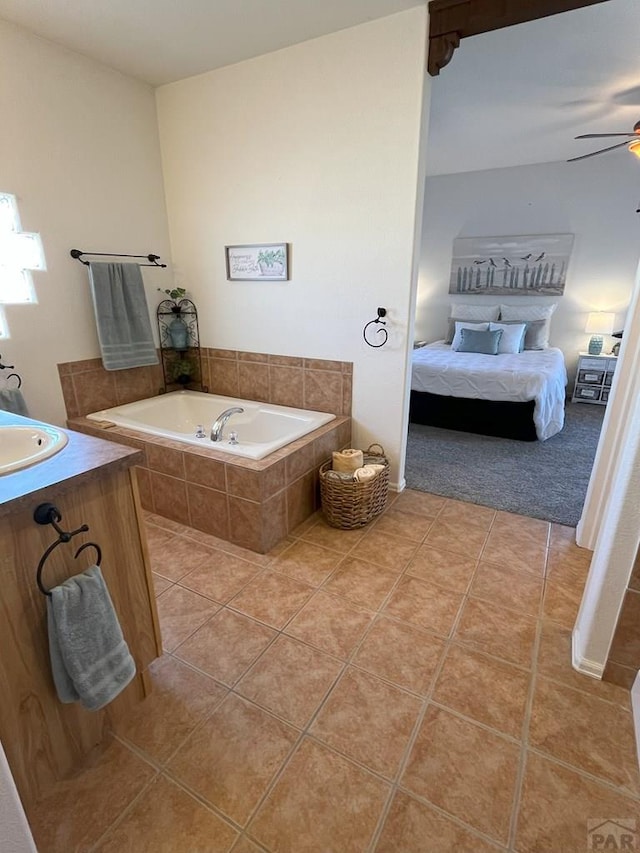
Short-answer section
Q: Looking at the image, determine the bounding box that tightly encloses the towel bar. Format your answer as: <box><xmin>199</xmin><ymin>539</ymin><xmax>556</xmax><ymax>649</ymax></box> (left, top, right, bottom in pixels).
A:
<box><xmin>70</xmin><ymin>248</ymin><xmax>167</xmax><ymax>268</ymax></box>
<box><xmin>33</xmin><ymin>503</ymin><xmax>102</xmax><ymax>596</ymax></box>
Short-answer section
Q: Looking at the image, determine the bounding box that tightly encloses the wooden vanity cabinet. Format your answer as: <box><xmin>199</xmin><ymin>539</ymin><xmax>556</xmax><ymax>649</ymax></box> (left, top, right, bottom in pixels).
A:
<box><xmin>0</xmin><ymin>459</ymin><xmax>161</xmax><ymax>811</ymax></box>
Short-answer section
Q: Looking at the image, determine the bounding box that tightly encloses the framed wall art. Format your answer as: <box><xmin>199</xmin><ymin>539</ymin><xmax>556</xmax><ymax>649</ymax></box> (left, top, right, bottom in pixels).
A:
<box><xmin>449</xmin><ymin>234</ymin><xmax>574</xmax><ymax>296</ymax></box>
<box><xmin>225</xmin><ymin>243</ymin><xmax>289</xmax><ymax>281</ymax></box>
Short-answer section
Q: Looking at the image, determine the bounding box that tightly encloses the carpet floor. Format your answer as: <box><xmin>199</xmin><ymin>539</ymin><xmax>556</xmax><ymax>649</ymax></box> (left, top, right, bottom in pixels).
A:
<box><xmin>405</xmin><ymin>403</ymin><xmax>606</xmax><ymax>527</ymax></box>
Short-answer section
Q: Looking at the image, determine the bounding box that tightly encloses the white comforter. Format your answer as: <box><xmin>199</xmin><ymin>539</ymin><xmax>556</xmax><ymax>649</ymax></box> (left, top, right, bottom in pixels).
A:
<box><xmin>411</xmin><ymin>343</ymin><xmax>568</xmax><ymax>441</ymax></box>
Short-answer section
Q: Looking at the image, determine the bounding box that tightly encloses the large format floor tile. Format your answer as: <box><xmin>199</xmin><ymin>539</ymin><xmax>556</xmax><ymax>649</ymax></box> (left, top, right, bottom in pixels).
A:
<box><xmin>28</xmin><ymin>492</ymin><xmax>639</xmax><ymax>852</ymax></box>
<box><xmin>284</xmin><ymin>590</ymin><xmax>374</xmax><ymax>659</ymax></box>
<box><xmin>432</xmin><ymin>643</ymin><xmax>531</xmax><ymax>738</ymax></box>
<box><xmin>235</xmin><ymin>635</ymin><xmax>343</xmax><ymax>726</ymax></box>
<box><xmin>353</xmin><ymin>615</ymin><xmax>445</xmax><ymax>695</ymax></box>
<box><xmin>376</xmin><ymin>790</ymin><xmax>502</xmax><ymax>853</ymax></box>
<box><xmin>516</xmin><ymin>753</ymin><xmax>640</xmax><ymax>853</ymax></box>
<box><xmin>167</xmin><ymin>693</ymin><xmax>298</xmax><ymax>826</ymax></box>
<box><xmin>174</xmin><ymin>607</ymin><xmax>277</xmax><ymax>686</ymax></box>
<box><xmin>454</xmin><ymin>597</ymin><xmax>538</xmax><ymax>668</ymax></box>
<box><xmin>529</xmin><ymin>676</ymin><xmax>640</xmax><ymax>796</ymax></box>
<box><xmin>401</xmin><ymin>706</ymin><xmax>520</xmax><ymax>845</ymax></box>
<box><xmin>248</xmin><ymin>738</ymin><xmax>390</xmax><ymax>853</ymax></box>
<box><xmin>310</xmin><ymin>667</ymin><xmax>422</xmax><ymax>778</ymax></box>
<box><xmin>95</xmin><ymin>775</ymin><xmax>238</xmax><ymax>852</ymax></box>
<box><xmin>114</xmin><ymin>655</ymin><xmax>228</xmax><ymax>764</ymax></box>
<box><xmin>28</xmin><ymin>739</ymin><xmax>156</xmax><ymax>852</ymax></box>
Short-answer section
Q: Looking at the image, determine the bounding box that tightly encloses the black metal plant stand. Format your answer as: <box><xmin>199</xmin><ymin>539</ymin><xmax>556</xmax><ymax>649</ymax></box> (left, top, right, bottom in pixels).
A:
<box><xmin>156</xmin><ymin>298</ymin><xmax>207</xmax><ymax>393</ymax></box>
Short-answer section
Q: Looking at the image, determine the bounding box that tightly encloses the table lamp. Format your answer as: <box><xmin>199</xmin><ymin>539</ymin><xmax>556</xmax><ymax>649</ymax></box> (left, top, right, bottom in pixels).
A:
<box><xmin>585</xmin><ymin>312</ymin><xmax>615</xmax><ymax>356</ymax></box>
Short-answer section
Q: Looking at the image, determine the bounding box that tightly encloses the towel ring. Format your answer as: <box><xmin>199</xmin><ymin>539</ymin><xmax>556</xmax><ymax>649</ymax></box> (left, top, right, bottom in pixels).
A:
<box><xmin>36</xmin><ymin>539</ymin><xmax>66</xmax><ymax>596</ymax></box>
<box><xmin>74</xmin><ymin>542</ymin><xmax>102</xmax><ymax>567</ymax></box>
<box><xmin>33</xmin><ymin>503</ymin><xmax>92</xmax><ymax>597</ymax></box>
<box><xmin>3</xmin><ymin>372</ymin><xmax>21</xmax><ymax>389</ymax></box>
<box><xmin>363</xmin><ymin>307</ymin><xmax>388</xmax><ymax>348</ymax></box>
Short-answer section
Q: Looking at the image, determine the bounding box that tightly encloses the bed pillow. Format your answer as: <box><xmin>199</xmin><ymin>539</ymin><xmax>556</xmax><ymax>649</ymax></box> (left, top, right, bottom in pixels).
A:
<box><xmin>496</xmin><ymin>318</ymin><xmax>548</xmax><ymax>350</ymax></box>
<box><xmin>450</xmin><ymin>304</ymin><xmax>501</xmax><ymax>321</ymax></box>
<box><xmin>445</xmin><ymin>304</ymin><xmax>500</xmax><ymax>343</ymax></box>
<box><xmin>450</xmin><ymin>321</ymin><xmax>489</xmax><ymax>351</ymax></box>
<box><xmin>499</xmin><ymin>303</ymin><xmax>556</xmax><ymax>348</ymax></box>
<box><xmin>456</xmin><ymin>328</ymin><xmax>503</xmax><ymax>355</ymax></box>
<box><xmin>489</xmin><ymin>322</ymin><xmax>527</xmax><ymax>354</ymax></box>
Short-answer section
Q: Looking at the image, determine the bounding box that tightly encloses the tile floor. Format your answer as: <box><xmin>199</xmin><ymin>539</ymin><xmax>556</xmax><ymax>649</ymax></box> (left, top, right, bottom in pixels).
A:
<box><xmin>27</xmin><ymin>491</ymin><xmax>640</xmax><ymax>852</ymax></box>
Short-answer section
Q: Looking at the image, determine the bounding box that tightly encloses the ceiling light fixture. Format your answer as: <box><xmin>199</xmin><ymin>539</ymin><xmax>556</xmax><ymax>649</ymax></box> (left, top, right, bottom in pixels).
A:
<box><xmin>628</xmin><ymin>139</ymin><xmax>640</xmax><ymax>159</ymax></box>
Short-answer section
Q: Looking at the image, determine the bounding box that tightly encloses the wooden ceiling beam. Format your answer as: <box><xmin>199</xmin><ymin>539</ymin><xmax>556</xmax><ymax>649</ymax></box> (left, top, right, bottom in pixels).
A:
<box><xmin>428</xmin><ymin>0</ymin><xmax>611</xmax><ymax>76</ymax></box>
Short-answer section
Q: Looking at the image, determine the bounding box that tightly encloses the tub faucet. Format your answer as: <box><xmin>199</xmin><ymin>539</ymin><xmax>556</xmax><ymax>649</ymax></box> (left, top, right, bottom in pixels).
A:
<box><xmin>211</xmin><ymin>407</ymin><xmax>244</xmax><ymax>442</ymax></box>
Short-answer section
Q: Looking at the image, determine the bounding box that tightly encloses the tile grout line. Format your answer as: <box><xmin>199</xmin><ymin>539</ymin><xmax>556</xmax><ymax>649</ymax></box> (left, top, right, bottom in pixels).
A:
<box><xmin>525</xmin><ymin>747</ymin><xmax>640</xmax><ymax>803</ymax></box>
<box><xmin>140</xmin><ymin>497</ymin><xmax>625</xmax><ymax>853</ymax></box>
<box><xmin>507</xmin><ymin>615</ymin><xmax>543</xmax><ymax>851</ymax></box>
<box><xmin>198</xmin><ymin>502</ymin><xmax>449</xmax><ymax>848</ymax></box>
<box><xmin>365</xmin><ymin>543</ymin><xmax>484</xmax><ymax>853</ymax></box>
<box><xmin>86</xmin><ymin>768</ymin><xmax>162</xmax><ymax>853</ymax></box>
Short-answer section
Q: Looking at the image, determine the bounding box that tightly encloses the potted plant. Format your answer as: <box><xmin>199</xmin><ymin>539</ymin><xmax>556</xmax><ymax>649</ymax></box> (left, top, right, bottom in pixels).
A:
<box><xmin>170</xmin><ymin>356</ymin><xmax>194</xmax><ymax>386</ymax></box>
<box><xmin>157</xmin><ymin>287</ymin><xmax>188</xmax><ymax>314</ymax></box>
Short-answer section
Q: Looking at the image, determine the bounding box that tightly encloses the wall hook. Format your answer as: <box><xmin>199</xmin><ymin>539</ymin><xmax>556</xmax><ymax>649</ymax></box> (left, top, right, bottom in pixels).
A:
<box><xmin>363</xmin><ymin>307</ymin><xmax>388</xmax><ymax>348</ymax></box>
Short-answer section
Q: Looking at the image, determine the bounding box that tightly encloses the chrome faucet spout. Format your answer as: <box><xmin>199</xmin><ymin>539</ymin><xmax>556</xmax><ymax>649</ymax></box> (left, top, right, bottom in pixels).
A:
<box><xmin>210</xmin><ymin>407</ymin><xmax>244</xmax><ymax>442</ymax></box>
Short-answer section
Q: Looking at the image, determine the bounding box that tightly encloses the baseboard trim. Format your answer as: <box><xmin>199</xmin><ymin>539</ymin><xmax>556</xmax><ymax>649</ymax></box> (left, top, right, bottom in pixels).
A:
<box><xmin>390</xmin><ymin>478</ymin><xmax>406</xmax><ymax>492</ymax></box>
<box><xmin>571</xmin><ymin>626</ymin><xmax>605</xmax><ymax>679</ymax></box>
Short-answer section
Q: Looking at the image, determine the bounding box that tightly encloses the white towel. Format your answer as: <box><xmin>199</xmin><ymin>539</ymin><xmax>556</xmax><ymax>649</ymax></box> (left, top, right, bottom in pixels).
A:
<box><xmin>353</xmin><ymin>463</ymin><xmax>386</xmax><ymax>483</ymax></box>
<box><xmin>332</xmin><ymin>449</ymin><xmax>364</xmax><ymax>473</ymax></box>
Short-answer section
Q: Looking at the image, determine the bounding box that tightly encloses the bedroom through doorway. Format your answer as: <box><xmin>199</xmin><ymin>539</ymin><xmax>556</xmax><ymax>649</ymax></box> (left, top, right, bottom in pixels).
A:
<box><xmin>406</xmin><ymin>2</ymin><xmax>638</xmax><ymax>528</ymax></box>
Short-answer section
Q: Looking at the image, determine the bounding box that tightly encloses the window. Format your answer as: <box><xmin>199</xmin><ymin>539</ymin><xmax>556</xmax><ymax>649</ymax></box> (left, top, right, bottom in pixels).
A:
<box><xmin>0</xmin><ymin>192</ymin><xmax>46</xmax><ymax>305</ymax></box>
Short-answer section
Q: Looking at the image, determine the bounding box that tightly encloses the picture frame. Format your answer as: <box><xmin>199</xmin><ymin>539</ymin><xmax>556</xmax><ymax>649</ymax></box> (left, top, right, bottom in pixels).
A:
<box><xmin>448</xmin><ymin>233</ymin><xmax>574</xmax><ymax>296</ymax></box>
<box><xmin>225</xmin><ymin>243</ymin><xmax>289</xmax><ymax>281</ymax></box>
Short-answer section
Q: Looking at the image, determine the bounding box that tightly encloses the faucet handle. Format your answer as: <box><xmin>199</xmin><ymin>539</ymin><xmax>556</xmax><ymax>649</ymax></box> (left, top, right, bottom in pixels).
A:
<box><xmin>195</xmin><ymin>424</ymin><xmax>206</xmax><ymax>439</ymax></box>
<box><xmin>228</xmin><ymin>431</ymin><xmax>239</xmax><ymax>445</ymax></box>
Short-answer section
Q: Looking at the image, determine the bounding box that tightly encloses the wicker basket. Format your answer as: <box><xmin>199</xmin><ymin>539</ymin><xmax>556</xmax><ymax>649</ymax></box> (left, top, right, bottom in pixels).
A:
<box><xmin>319</xmin><ymin>444</ymin><xmax>389</xmax><ymax>529</ymax></box>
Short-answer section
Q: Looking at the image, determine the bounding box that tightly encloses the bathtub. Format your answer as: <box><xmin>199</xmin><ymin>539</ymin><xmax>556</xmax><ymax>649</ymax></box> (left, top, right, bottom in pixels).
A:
<box><xmin>86</xmin><ymin>390</ymin><xmax>336</xmax><ymax>460</ymax></box>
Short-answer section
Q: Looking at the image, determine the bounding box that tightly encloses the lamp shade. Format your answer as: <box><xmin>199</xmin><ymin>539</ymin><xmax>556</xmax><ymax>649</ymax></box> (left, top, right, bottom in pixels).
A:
<box><xmin>585</xmin><ymin>312</ymin><xmax>615</xmax><ymax>335</ymax></box>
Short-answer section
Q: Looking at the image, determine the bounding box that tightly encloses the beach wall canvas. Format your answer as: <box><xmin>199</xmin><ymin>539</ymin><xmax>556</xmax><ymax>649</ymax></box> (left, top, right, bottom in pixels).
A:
<box><xmin>449</xmin><ymin>234</ymin><xmax>574</xmax><ymax>296</ymax></box>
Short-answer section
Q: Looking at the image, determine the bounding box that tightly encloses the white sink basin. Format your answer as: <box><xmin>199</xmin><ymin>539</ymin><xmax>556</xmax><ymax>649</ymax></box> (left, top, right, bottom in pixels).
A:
<box><xmin>0</xmin><ymin>425</ymin><xmax>69</xmax><ymax>475</ymax></box>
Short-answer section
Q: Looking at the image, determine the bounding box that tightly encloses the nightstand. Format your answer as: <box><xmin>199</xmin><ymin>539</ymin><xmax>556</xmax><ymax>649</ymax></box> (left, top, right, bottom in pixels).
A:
<box><xmin>572</xmin><ymin>351</ymin><xmax>617</xmax><ymax>405</ymax></box>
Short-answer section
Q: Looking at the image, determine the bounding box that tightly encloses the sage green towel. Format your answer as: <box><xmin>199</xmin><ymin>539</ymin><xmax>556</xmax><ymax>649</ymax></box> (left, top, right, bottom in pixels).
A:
<box><xmin>0</xmin><ymin>388</ymin><xmax>29</xmax><ymax>416</ymax></box>
<box><xmin>47</xmin><ymin>565</ymin><xmax>136</xmax><ymax>711</ymax></box>
<box><xmin>89</xmin><ymin>262</ymin><xmax>158</xmax><ymax>370</ymax></box>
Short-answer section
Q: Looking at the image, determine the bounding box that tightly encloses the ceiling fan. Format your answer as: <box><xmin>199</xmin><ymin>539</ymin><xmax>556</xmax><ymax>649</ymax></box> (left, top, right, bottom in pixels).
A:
<box><xmin>568</xmin><ymin>119</ymin><xmax>640</xmax><ymax>162</ymax></box>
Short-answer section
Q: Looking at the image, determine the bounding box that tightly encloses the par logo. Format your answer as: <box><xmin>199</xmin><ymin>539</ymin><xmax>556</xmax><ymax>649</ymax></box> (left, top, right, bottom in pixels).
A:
<box><xmin>587</xmin><ymin>819</ymin><xmax>637</xmax><ymax>851</ymax></box>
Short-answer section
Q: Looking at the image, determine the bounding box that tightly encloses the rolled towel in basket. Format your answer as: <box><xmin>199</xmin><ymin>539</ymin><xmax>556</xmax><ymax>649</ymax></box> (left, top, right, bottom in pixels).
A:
<box><xmin>353</xmin><ymin>463</ymin><xmax>386</xmax><ymax>482</ymax></box>
<box><xmin>332</xmin><ymin>449</ymin><xmax>364</xmax><ymax>474</ymax></box>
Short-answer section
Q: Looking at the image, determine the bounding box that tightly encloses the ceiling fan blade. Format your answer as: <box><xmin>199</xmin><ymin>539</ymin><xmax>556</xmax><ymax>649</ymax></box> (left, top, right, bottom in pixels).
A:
<box><xmin>567</xmin><ymin>140</ymin><xmax>632</xmax><ymax>162</ymax></box>
<box><xmin>575</xmin><ymin>133</ymin><xmax>637</xmax><ymax>139</ymax></box>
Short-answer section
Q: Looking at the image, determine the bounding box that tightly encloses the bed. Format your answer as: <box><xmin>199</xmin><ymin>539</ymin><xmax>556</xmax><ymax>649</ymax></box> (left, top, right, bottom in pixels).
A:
<box><xmin>410</xmin><ymin>342</ymin><xmax>568</xmax><ymax>441</ymax></box>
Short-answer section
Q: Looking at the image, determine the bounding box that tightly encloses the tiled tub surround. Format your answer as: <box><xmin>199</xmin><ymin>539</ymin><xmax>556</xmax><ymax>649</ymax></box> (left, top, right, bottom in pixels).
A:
<box><xmin>58</xmin><ymin>350</ymin><xmax>353</xmax><ymax>420</ymax></box>
<box><xmin>59</xmin><ymin>352</ymin><xmax>352</xmax><ymax>553</ymax></box>
<box><xmin>69</xmin><ymin>414</ymin><xmax>351</xmax><ymax>554</ymax></box>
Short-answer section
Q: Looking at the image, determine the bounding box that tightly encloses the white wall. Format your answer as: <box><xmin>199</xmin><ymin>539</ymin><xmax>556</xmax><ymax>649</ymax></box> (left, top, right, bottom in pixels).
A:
<box><xmin>417</xmin><ymin>158</ymin><xmax>639</xmax><ymax>381</ymax></box>
<box><xmin>573</xmin><ymin>266</ymin><xmax>640</xmax><ymax>675</ymax></box>
<box><xmin>0</xmin><ymin>19</ymin><xmax>173</xmax><ymax>425</ymax></box>
<box><xmin>156</xmin><ymin>8</ymin><xmax>429</xmax><ymax>485</ymax></box>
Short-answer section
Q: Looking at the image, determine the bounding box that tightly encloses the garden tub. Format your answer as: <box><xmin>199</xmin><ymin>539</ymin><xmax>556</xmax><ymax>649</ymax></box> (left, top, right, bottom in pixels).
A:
<box><xmin>86</xmin><ymin>390</ymin><xmax>335</xmax><ymax>460</ymax></box>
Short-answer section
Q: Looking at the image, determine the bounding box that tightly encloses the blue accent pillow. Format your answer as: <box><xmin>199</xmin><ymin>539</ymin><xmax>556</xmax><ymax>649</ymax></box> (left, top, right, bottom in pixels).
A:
<box><xmin>457</xmin><ymin>328</ymin><xmax>503</xmax><ymax>355</ymax></box>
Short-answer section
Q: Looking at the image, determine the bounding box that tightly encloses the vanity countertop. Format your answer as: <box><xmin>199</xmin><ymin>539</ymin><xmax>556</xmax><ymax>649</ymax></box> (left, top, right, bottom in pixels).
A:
<box><xmin>0</xmin><ymin>411</ymin><xmax>143</xmax><ymax>517</ymax></box>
